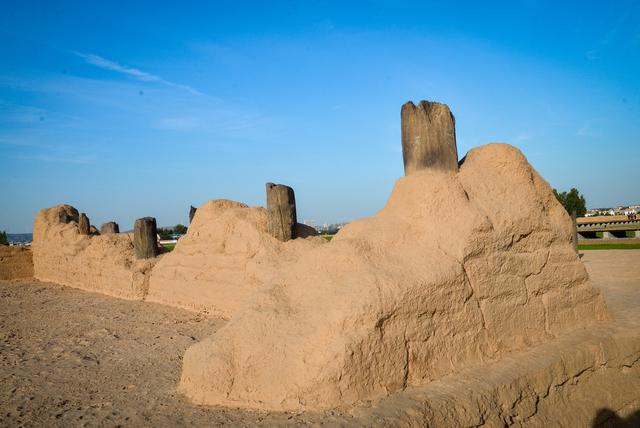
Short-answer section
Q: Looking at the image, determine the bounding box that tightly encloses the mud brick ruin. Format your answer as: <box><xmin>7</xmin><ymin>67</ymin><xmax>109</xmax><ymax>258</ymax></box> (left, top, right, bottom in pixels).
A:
<box><xmin>2</xmin><ymin>99</ymin><xmax>635</xmax><ymax>425</ymax></box>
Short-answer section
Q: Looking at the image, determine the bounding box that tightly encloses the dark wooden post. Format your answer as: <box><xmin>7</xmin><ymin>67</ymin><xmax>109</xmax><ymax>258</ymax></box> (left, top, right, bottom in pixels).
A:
<box><xmin>571</xmin><ymin>210</ymin><xmax>578</xmax><ymax>253</ymax></box>
<box><xmin>401</xmin><ymin>100</ymin><xmax>458</xmax><ymax>175</ymax></box>
<box><xmin>189</xmin><ymin>205</ymin><xmax>197</xmax><ymax>223</ymax></box>
<box><xmin>134</xmin><ymin>217</ymin><xmax>159</xmax><ymax>259</ymax></box>
<box><xmin>78</xmin><ymin>213</ymin><xmax>91</xmax><ymax>235</ymax></box>
<box><xmin>266</xmin><ymin>183</ymin><xmax>297</xmax><ymax>241</ymax></box>
<box><xmin>100</xmin><ymin>222</ymin><xmax>120</xmax><ymax>234</ymax></box>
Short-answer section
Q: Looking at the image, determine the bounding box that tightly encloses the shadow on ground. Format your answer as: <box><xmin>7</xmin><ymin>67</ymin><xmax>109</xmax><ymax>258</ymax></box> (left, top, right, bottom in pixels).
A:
<box><xmin>593</xmin><ymin>408</ymin><xmax>640</xmax><ymax>427</ymax></box>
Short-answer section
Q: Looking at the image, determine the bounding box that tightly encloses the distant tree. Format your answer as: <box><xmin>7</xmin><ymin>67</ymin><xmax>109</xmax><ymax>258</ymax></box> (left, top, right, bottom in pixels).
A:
<box><xmin>553</xmin><ymin>188</ymin><xmax>587</xmax><ymax>217</ymax></box>
<box><xmin>157</xmin><ymin>228</ymin><xmax>172</xmax><ymax>240</ymax></box>
<box><xmin>174</xmin><ymin>224</ymin><xmax>188</xmax><ymax>234</ymax></box>
<box><xmin>0</xmin><ymin>230</ymin><xmax>8</xmax><ymax>246</ymax></box>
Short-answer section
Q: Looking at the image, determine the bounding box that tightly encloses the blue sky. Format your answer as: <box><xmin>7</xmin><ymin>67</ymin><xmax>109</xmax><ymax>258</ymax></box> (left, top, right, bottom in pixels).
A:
<box><xmin>1</xmin><ymin>1</ymin><xmax>639</xmax><ymax>232</ymax></box>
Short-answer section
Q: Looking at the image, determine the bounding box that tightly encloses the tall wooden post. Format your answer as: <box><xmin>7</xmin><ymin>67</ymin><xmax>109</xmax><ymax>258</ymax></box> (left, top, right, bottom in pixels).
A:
<box><xmin>101</xmin><ymin>222</ymin><xmax>120</xmax><ymax>234</ymax></box>
<box><xmin>134</xmin><ymin>217</ymin><xmax>159</xmax><ymax>259</ymax></box>
<box><xmin>266</xmin><ymin>183</ymin><xmax>297</xmax><ymax>241</ymax></box>
<box><xmin>401</xmin><ymin>100</ymin><xmax>458</xmax><ymax>175</ymax></box>
<box><xmin>571</xmin><ymin>210</ymin><xmax>578</xmax><ymax>253</ymax></box>
<box><xmin>78</xmin><ymin>213</ymin><xmax>91</xmax><ymax>235</ymax></box>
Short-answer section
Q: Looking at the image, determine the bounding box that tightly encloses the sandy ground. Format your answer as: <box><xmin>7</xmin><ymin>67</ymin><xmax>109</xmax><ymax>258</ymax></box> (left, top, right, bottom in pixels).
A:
<box><xmin>1</xmin><ymin>250</ymin><xmax>639</xmax><ymax>427</ymax></box>
<box><xmin>0</xmin><ymin>283</ymin><xmax>349</xmax><ymax>427</ymax></box>
<box><xmin>580</xmin><ymin>250</ymin><xmax>640</xmax><ymax>315</ymax></box>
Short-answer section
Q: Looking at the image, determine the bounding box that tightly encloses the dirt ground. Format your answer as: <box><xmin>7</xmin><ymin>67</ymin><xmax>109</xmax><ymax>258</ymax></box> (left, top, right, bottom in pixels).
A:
<box><xmin>0</xmin><ymin>283</ymin><xmax>350</xmax><ymax>427</ymax></box>
<box><xmin>1</xmin><ymin>250</ymin><xmax>639</xmax><ymax>427</ymax></box>
<box><xmin>580</xmin><ymin>250</ymin><xmax>640</xmax><ymax>315</ymax></box>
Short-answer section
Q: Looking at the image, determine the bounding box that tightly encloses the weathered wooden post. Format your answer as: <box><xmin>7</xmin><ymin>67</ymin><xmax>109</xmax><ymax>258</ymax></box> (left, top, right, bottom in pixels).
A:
<box><xmin>78</xmin><ymin>213</ymin><xmax>91</xmax><ymax>235</ymax></box>
<box><xmin>134</xmin><ymin>217</ymin><xmax>159</xmax><ymax>259</ymax></box>
<box><xmin>401</xmin><ymin>100</ymin><xmax>458</xmax><ymax>175</ymax></box>
<box><xmin>100</xmin><ymin>222</ymin><xmax>120</xmax><ymax>234</ymax></box>
<box><xmin>266</xmin><ymin>183</ymin><xmax>297</xmax><ymax>241</ymax></box>
<box><xmin>189</xmin><ymin>205</ymin><xmax>197</xmax><ymax>223</ymax></box>
<box><xmin>571</xmin><ymin>210</ymin><xmax>578</xmax><ymax>253</ymax></box>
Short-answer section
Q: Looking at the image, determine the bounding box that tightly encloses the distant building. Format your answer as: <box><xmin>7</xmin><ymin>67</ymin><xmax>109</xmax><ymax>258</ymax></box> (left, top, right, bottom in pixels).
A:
<box><xmin>585</xmin><ymin>204</ymin><xmax>638</xmax><ymax>218</ymax></box>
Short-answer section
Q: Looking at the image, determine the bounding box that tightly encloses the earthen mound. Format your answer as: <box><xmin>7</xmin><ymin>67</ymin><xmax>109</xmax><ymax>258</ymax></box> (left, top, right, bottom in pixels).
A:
<box><xmin>178</xmin><ymin>144</ymin><xmax>609</xmax><ymax>410</ymax></box>
<box><xmin>146</xmin><ymin>200</ymin><xmax>324</xmax><ymax>318</ymax></box>
<box><xmin>32</xmin><ymin>205</ymin><xmax>156</xmax><ymax>299</ymax></box>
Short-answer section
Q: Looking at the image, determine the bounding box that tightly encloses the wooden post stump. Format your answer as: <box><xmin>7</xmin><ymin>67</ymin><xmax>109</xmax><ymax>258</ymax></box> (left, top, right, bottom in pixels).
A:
<box><xmin>100</xmin><ymin>222</ymin><xmax>120</xmax><ymax>234</ymax></box>
<box><xmin>78</xmin><ymin>213</ymin><xmax>90</xmax><ymax>235</ymax></box>
<box><xmin>401</xmin><ymin>100</ymin><xmax>458</xmax><ymax>175</ymax></box>
<box><xmin>189</xmin><ymin>205</ymin><xmax>197</xmax><ymax>223</ymax></box>
<box><xmin>134</xmin><ymin>217</ymin><xmax>159</xmax><ymax>259</ymax></box>
<box><xmin>266</xmin><ymin>183</ymin><xmax>297</xmax><ymax>241</ymax></box>
<box><xmin>571</xmin><ymin>210</ymin><xmax>578</xmax><ymax>253</ymax></box>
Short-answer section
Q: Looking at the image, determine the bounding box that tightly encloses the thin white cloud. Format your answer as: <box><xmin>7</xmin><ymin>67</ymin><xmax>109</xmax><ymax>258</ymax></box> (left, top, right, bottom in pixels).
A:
<box><xmin>73</xmin><ymin>52</ymin><xmax>202</xmax><ymax>95</ymax></box>
<box><xmin>585</xmin><ymin>5</ymin><xmax>637</xmax><ymax>61</ymax></box>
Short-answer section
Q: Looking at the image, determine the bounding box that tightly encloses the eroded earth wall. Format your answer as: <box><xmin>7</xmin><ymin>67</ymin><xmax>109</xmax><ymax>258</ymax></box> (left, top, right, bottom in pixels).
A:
<box><xmin>32</xmin><ymin>205</ymin><xmax>156</xmax><ymax>300</ymax></box>
<box><xmin>146</xmin><ymin>200</ymin><xmax>324</xmax><ymax>318</ymax></box>
<box><xmin>178</xmin><ymin>143</ymin><xmax>609</xmax><ymax>411</ymax></box>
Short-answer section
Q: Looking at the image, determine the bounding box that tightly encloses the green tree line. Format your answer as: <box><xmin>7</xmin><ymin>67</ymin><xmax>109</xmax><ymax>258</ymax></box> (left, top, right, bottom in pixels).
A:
<box><xmin>157</xmin><ymin>224</ymin><xmax>188</xmax><ymax>240</ymax></box>
<box><xmin>553</xmin><ymin>188</ymin><xmax>586</xmax><ymax>217</ymax></box>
